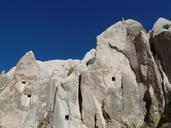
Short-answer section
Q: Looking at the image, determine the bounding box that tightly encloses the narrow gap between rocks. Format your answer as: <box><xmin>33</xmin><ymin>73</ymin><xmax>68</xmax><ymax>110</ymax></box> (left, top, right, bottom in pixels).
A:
<box><xmin>78</xmin><ymin>74</ymin><xmax>83</xmax><ymax>122</ymax></box>
<box><xmin>143</xmin><ymin>89</ymin><xmax>152</xmax><ymax>123</ymax></box>
<box><xmin>149</xmin><ymin>37</ymin><xmax>158</xmax><ymax>57</ymax></box>
<box><xmin>149</xmin><ymin>36</ymin><xmax>169</xmax><ymax>127</ymax></box>
<box><xmin>156</xmin><ymin>64</ymin><xmax>169</xmax><ymax>128</ymax></box>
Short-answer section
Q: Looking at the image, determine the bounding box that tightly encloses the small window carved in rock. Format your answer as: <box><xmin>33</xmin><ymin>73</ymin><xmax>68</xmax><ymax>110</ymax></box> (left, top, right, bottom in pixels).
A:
<box><xmin>22</xmin><ymin>81</ymin><xmax>26</xmax><ymax>84</ymax></box>
<box><xmin>65</xmin><ymin>115</ymin><xmax>69</xmax><ymax>120</ymax></box>
<box><xmin>27</xmin><ymin>94</ymin><xmax>31</xmax><ymax>98</ymax></box>
<box><xmin>112</xmin><ymin>77</ymin><xmax>116</xmax><ymax>81</ymax></box>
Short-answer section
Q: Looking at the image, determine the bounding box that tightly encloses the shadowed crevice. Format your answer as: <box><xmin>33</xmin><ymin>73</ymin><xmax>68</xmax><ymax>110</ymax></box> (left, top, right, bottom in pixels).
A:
<box><xmin>78</xmin><ymin>74</ymin><xmax>83</xmax><ymax>122</ymax></box>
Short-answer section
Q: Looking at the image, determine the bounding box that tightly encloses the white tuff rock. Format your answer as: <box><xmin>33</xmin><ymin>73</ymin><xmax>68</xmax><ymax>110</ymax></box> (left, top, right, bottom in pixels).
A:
<box><xmin>0</xmin><ymin>18</ymin><xmax>171</xmax><ymax>128</ymax></box>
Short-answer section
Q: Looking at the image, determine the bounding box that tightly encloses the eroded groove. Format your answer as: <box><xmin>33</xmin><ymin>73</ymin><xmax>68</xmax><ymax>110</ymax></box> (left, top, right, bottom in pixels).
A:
<box><xmin>156</xmin><ymin>63</ymin><xmax>171</xmax><ymax>127</ymax></box>
<box><xmin>40</xmin><ymin>79</ymin><xmax>58</xmax><ymax>128</ymax></box>
<box><xmin>87</xmin><ymin>57</ymin><xmax>96</xmax><ymax>66</ymax></box>
<box><xmin>53</xmin><ymin>86</ymin><xmax>57</xmax><ymax>114</ymax></box>
<box><xmin>149</xmin><ymin>36</ymin><xmax>158</xmax><ymax>57</ymax></box>
<box><xmin>101</xmin><ymin>101</ymin><xmax>111</xmax><ymax>123</ymax></box>
<box><xmin>121</xmin><ymin>77</ymin><xmax>124</xmax><ymax>97</ymax></box>
<box><xmin>78</xmin><ymin>74</ymin><xmax>83</xmax><ymax>122</ymax></box>
<box><xmin>66</xmin><ymin>101</ymin><xmax>71</xmax><ymax>128</ymax></box>
<box><xmin>134</xmin><ymin>33</ymin><xmax>149</xmax><ymax>83</ymax></box>
<box><xmin>121</xmin><ymin>77</ymin><xmax>124</xmax><ymax>112</ymax></box>
<box><xmin>143</xmin><ymin>89</ymin><xmax>152</xmax><ymax>123</ymax></box>
<box><xmin>108</xmin><ymin>43</ymin><xmax>129</xmax><ymax>60</ymax></box>
<box><xmin>94</xmin><ymin>114</ymin><xmax>98</xmax><ymax>128</ymax></box>
<box><xmin>149</xmin><ymin>37</ymin><xmax>169</xmax><ymax>127</ymax></box>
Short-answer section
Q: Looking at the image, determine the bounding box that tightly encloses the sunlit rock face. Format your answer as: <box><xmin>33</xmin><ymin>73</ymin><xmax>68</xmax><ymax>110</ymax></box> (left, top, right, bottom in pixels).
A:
<box><xmin>0</xmin><ymin>18</ymin><xmax>171</xmax><ymax>128</ymax></box>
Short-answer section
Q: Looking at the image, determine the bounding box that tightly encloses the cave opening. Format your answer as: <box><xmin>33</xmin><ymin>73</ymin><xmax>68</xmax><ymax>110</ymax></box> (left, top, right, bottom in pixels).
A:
<box><xmin>112</xmin><ymin>77</ymin><xmax>116</xmax><ymax>81</ymax></box>
<box><xmin>65</xmin><ymin>115</ymin><xmax>69</xmax><ymax>120</ymax></box>
<box><xmin>22</xmin><ymin>81</ymin><xmax>26</xmax><ymax>84</ymax></box>
<box><xmin>27</xmin><ymin>94</ymin><xmax>31</xmax><ymax>98</ymax></box>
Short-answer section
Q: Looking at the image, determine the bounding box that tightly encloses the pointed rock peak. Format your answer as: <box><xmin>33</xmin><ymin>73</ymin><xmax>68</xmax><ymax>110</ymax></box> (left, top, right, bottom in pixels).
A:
<box><xmin>125</xmin><ymin>19</ymin><xmax>145</xmax><ymax>35</ymax></box>
<box><xmin>25</xmin><ymin>51</ymin><xmax>34</xmax><ymax>56</ymax></box>
<box><xmin>98</xmin><ymin>18</ymin><xmax>144</xmax><ymax>41</ymax></box>
<box><xmin>125</xmin><ymin>19</ymin><xmax>142</xmax><ymax>26</ymax></box>
<box><xmin>82</xmin><ymin>49</ymin><xmax>96</xmax><ymax>65</ymax></box>
<box><xmin>23</xmin><ymin>51</ymin><xmax>35</xmax><ymax>59</ymax></box>
<box><xmin>17</xmin><ymin>51</ymin><xmax>36</xmax><ymax>65</ymax></box>
<box><xmin>152</xmin><ymin>17</ymin><xmax>171</xmax><ymax>35</ymax></box>
<box><xmin>15</xmin><ymin>51</ymin><xmax>38</xmax><ymax>75</ymax></box>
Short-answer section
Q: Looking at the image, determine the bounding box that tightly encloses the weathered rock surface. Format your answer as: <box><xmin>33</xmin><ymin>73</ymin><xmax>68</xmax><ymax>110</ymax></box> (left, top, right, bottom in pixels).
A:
<box><xmin>0</xmin><ymin>18</ymin><xmax>171</xmax><ymax>128</ymax></box>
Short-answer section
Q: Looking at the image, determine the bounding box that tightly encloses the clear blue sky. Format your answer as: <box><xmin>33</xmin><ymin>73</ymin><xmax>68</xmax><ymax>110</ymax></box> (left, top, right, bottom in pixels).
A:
<box><xmin>0</xmin><ymin>0</ymin><xmax>170</xmax><ymax>71</ymax></box>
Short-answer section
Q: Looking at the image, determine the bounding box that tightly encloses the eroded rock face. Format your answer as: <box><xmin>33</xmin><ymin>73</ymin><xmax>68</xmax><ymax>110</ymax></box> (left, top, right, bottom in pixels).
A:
<box><xmin>150</xmin><ymin>18</ymin><xmax>171</xmax><ymax>126</ymax></box>
<box><xmin>0</xmin><ymin>18</ymin><xmax>171</xmax><ymax>128</ymax></box>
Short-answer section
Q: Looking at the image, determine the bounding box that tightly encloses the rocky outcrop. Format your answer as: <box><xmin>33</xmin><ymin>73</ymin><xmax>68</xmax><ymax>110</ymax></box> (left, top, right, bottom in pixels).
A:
<box><xmin>0</xmin><ymin>18</ymin><xmax>171</xmax><ymax>128</ymax></box>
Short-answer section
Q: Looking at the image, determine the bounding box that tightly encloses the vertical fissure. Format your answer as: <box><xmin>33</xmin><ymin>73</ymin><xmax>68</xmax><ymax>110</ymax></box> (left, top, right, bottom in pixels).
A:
<box><xmin>149</xmin><ymin>37</ymin><xmax>169</xmax><ymax>127</ymax></box>
<box><xmin>94</xmin><ymin>114</ymin><xmax>98</xmax><ymax>128</ymax></box>
<box><xmin>78</xmin><ymin>74</ymin><xmax>83</xmax><ymax>122</ymax></box>
<box><xmin>121</xmin><ymin>77</ymin><xmax>124</xmax><ymax>112</ymax></box>
<box><xmin>52</xmin><ymin>86</ymin><xmax>57</xmax><ymax>115</ymax></box>
<box><xmin>66</xmin><ymin>100</ymin><xmax>71</xmax><ymax>128</ymax></box>
<box><xmin>101</xmin><ymin>101</ymin><xmax>111</xmax><ymax>123</ymax></box>
<box><xmin>156</xmin><ymin>63</ymin><xmax>170</xmax><ymax>127</ymax></box>
<box><xmin>143</xmin><ymin>88</ymin><xmax>152</xmax><ymax>123</ymax></box>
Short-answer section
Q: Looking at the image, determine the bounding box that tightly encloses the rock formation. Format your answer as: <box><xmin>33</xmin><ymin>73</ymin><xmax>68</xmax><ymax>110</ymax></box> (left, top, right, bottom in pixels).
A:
<box><xmin>0</xmin><ymin>17</ymin><xmax>171</xmax><ymax>128</ymax></box>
